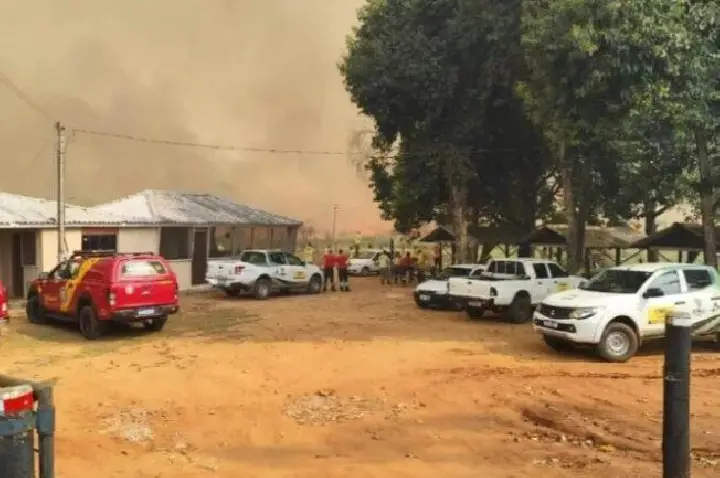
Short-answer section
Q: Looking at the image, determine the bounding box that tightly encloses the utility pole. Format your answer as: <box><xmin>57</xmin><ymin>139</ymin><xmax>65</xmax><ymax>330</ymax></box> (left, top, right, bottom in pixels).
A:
<box><xmin>330</xmin><ymin>204</ymin><xmax>339</xmax><ymax>250</ymax></box>
<box><xmin>55</xmin><ymin>121</ymin><xmax>66</xmax><ymax>262</ymax></box>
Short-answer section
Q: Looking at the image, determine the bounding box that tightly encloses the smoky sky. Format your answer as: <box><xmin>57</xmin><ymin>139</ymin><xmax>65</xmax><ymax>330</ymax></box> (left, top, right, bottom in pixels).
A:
<box><xmin>0</xmin><ymin>0</ymin><xmax>386</xmax><ymax>233</ymax></box>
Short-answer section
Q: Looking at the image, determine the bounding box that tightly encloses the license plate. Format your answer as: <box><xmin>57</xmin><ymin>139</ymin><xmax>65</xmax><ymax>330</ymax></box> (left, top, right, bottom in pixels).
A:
<box><xmin>468</xmin><ymin>301</ymin><xmax>484</xmax><ymax>307</ymax></box>
<box><xmin>137</xmin><ymin>308</ymin><xmax>156</xmax><ymax>317</ymax></box>
<box><xmin>419</xmin><ymin>294</ymin><xmax>430</xmax><ymax>301</ymax></box>
<box><xmin>541</xmin><ymin>320</ymin><xmax>558</xmax><ymax>329</ymax></box>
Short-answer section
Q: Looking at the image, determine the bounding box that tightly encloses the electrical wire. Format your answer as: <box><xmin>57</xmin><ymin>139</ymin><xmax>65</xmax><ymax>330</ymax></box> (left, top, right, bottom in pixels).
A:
<box><xmin>0</xmin><ymin>70</ymin><xmax>53</xmax><ymax>123</ymax></box>
<box><xmin>72</xmin><ymin>127</ymin><xmax>542</xmax><ymax>157</ymax></box>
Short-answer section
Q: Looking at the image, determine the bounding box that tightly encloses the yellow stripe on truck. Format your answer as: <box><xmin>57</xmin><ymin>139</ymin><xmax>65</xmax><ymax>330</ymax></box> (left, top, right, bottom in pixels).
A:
<box><xmin>59</xmin><ymin>258</ymin><xmax>99</xmax><ymax>313</ymax></box>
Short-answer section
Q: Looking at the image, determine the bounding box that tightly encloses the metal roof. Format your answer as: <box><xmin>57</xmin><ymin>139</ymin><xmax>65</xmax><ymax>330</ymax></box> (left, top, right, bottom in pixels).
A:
<box><xmin>88</xmin><ymin>190</ymin><xmax>303</xmax><ymax>227</ymax></box>
<box><xmin>0</xmin><ymin>192</ymin><xmax>121</xmax><ymax>228</ymax></box>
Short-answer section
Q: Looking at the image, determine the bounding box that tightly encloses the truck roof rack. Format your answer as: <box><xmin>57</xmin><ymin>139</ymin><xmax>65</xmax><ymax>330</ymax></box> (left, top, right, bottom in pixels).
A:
<box><xmin>70</xmin><ymin>250</ymin><xmax>156</xmax><ymax>259</ymax></box>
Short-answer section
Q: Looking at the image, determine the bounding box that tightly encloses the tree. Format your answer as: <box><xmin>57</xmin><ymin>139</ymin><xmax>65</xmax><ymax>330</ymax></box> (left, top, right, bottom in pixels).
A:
<box><xmin>340</xmin><ymin>0</ymin><xmax>554</xmax><ymax>260</ymax></box>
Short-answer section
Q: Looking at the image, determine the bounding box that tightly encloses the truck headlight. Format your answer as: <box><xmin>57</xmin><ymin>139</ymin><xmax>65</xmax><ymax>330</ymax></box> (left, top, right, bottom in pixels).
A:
<box><xmin>569</xmin><ymin>307</ymin><xmax>603</xmax><ymax>320</ymax></box>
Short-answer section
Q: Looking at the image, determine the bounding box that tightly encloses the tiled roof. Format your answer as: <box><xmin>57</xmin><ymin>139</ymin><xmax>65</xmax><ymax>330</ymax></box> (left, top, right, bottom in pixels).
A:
<box><xmin>88</xmin><ymin>190</ymin><xmax>302</xmax><ymax>227</ymax></box>
<box><xmin>0</xmin><ymin>192</ymin><xmax>120</xmax><ymax>227</ymax></box>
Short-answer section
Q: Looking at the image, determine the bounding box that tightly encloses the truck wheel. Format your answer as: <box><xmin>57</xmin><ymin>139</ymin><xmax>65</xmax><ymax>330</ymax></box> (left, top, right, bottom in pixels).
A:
<box><xmin>508</xmin><ymin>294</ymin><xmax>533</xmax><ymax>324</ymax></box>
<box><xmin>360</xmin><ymin>267</ymin><xmax>370</xmax><ymax>276</ymax></box>
<box><xmin>543</xmin><ymin>335</ymin><xmax>575</xmax><ymax>353</ymax></box>
<box><xmin>144</xmin><ymin>316</ymin><xmax>167</xmax><ymax>332</ymax></box>
<box><xmin>466</xmin><ymin>306</ymin><xmax>485</xmax><ymax>320</ymax></box>
<box><xmin>78</xmin><ymin>305</ymin><xmax>107</xmax><ymax>340</ymax></box>
<box><xmin>597</xmin><ymin>322</ymin><xmax>638</xmax><ymax>363</ymax></box>
<box><xmin>253</xmin><ymin>278</ymin><xmax>271</xmax><ymax>300</ymax></box>
<box><xmin>307</xmin><ymin>274</ymin><xmax>322</xmax><ymax>294</ymax></box>
<box><xmin>26</xmin><ymin>295</ymin><xmax>46</xmax><ymax>324</ymax></box>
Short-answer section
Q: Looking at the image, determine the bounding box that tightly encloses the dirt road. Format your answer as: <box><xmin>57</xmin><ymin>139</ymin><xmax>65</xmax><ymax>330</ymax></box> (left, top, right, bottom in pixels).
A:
<box><xmin>2</xmin><ymin>279</ymin><xmax>719</xmax><ymax>477</ymax></box>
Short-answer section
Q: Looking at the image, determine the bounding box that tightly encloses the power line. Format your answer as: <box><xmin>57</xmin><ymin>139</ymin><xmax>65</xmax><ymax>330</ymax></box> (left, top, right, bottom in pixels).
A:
<box><xmin>72</xmin><ymin>127</ymin><xmax>542</xmax><ymax>157</ymax></box>
<box><xmin>0</xmin><ymin>70</ymin><xmax>53</xmax><ymax>123</ymax></box>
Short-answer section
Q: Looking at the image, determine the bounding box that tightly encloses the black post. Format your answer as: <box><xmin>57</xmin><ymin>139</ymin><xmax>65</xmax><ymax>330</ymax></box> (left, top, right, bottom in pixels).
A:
<box><xmin>662</xmin><ymin>311</ymin><xmax>692</xmax><ymax>478</ymax></box>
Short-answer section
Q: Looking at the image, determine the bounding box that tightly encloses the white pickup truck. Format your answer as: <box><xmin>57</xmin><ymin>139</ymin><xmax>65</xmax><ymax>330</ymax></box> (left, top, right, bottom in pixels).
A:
<box><xmin>205</xmin><ymin>249</ymin><xmax>324</xmax><ymax>299</ymax></box>
<box><xmin>534</xmin><ymin>263</ymin><xmax>720</xmax><ymax>362</ymax></box>
<box><xmin>448</xmin><ymin>258</ymin><xmax>585</xmax><ymax>323</ymax></box>
<box><xmin>348</xmin><ymin>249</ymin><xmax>384</xmax><ymax>276</ymax></box>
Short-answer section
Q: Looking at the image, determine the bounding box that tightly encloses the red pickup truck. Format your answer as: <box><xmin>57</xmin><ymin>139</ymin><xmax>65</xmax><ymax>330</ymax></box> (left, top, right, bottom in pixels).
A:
<box><xmin>26</xmin><ymin>250</ymin><xmax>179</xmax><ymax>340</ymax></box>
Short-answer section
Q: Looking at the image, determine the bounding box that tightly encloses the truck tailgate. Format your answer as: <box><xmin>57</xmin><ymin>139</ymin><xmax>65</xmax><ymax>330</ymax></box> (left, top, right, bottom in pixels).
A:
<box><xmin>206</xmin><ymin>258</ymin><xmax>242</xmax><ymax>280</ymax></box>
<box><xmin>113</xmin><ymin>258</ymin><xmax>177</xmax><ymax>308</ymax></box>
<box><xmin>449</xmin><ymin>277</ymin><xmax>494</xmax><ymax>298</ymax></box>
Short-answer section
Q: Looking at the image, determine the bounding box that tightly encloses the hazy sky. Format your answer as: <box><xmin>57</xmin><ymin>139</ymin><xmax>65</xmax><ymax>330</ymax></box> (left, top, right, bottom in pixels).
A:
<box><xmin>0</xmin><ymin>0</ymin><xmax>387</xmax><ymax>233</ymax></box>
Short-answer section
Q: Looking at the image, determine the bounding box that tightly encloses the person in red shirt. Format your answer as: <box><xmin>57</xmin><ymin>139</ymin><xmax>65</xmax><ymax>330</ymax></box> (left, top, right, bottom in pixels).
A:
<box><xmin>335</xmin><ymin>249</ymin><xmax>350</xmax><ymax>292</ymax></box>
<box><xmin>322</xmin><ymin>248</ymin><xmax>336</xmax><ymax>292</ymax></box>
<box><xmin>400</xmin><ymin>252</ymin><xmax>413</xmax><ymax>285</ymax></box>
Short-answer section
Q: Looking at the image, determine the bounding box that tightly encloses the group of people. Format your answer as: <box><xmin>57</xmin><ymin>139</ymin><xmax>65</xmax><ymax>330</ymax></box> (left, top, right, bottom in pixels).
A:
<box><xmin>376</xmin><ymin>250</ymin><xmax>430</xmax><ymax>285</ymax></box>
<box><xmin>302</xmin><ymin>246</ymin><xmax>352</xmax><ymax>292</ymax></box>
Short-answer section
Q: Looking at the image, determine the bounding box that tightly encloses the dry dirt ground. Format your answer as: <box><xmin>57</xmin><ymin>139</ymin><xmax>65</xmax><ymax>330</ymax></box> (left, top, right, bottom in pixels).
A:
<box><xmin>2</xmin><ymin>279</ymin><xmax>719</xmax><ymax>477</ymax></box>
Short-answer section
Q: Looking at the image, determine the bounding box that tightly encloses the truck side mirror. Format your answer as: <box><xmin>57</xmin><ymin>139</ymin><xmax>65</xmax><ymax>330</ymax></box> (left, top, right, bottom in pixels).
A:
<box><xmin>643</xmin><ymin>287</ymin><xmax>664</xmax><ymax>299</ymax></box>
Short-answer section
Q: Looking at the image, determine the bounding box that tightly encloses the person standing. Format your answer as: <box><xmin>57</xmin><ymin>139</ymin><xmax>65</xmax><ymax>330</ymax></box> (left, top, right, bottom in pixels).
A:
<box><xmin>303</xmin><ymin>242</ymin><xmax>315</xmax><ymax>264</ymax></box>
<box><xmin>322</xmin><ymin>248</ymin><xmax>336</xmax><ymax>292</ymax></box>
<box><xmin>336</xmin><ymin>249</ymin><xmax>350</xmax><ymax>291</ymax></box>
<box><xmin>377</xmin><ymin>249</ymin><xmax>391</xmax><ymax>284</ymax></box>
<box><xmin>393</xmin><ymin>251</ymin><xmax>403</xmax><ymax>284</ymax></box>
<box><xmin>416</xmin><ymin>249</ymin><xmax>428</xmax><ymax>283</ymax></box>
<box><xmin>400</xmin><ymin>252</ymin><xmax>413</xmax><ymax>285</ymax></box>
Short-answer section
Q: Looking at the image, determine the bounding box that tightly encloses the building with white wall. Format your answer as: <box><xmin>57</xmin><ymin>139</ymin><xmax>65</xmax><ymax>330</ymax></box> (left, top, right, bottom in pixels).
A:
<box><xmin>0</xmin><ymin>190</ymin><xmax>302</xmax><ymax>296</ymax></box>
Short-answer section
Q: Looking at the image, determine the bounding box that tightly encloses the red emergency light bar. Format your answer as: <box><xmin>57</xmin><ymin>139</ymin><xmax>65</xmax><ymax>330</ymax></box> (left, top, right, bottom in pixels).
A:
<box><xmin>0</xmin><ymin>385</ymin><xmax>34</xmax><ymax>416</ymax></box>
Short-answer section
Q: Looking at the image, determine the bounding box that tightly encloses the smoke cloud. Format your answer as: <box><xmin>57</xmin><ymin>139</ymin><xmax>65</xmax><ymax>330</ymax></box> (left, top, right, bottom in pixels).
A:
<box><xmin>0</xmin><ymin>0</ymin><xmax>389</xmax><ymax>234</ymax></box>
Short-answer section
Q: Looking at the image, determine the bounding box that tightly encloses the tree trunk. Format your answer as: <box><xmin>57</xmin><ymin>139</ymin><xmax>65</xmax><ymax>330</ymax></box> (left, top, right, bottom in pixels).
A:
<box><xmin>450</xmin><ymin>182</ymin><xmax>470</xmax><ymax>263</ymax></box>
<box><xmin>644</xmin><ymin>201</ymin><xmax>659</xmax><ymax>263</ymax></box>
<box><xmin>479</xmin><ymin>243</ymin><xmax>495</xmax><ymax>262</ymax></box>
<box><xmin>695</xmin><ymin>127</ymin><xmax>717</xmax><ymax>268</ymax></box>
<box><xmin>559</xmin><ymin>141</ymin><xmax>580</xmax><ymax>273</ymax></box>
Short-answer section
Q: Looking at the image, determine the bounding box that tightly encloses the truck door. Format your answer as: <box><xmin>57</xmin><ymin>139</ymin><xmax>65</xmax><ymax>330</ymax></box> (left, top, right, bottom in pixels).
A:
<box><xmin>640</xmin><ymin>270</ymin><xmax>688</xmax><ymax>338</ymax></box>
<box><xmin>42</xmin><ymin>261</ymin><xmax>72</xmax><ymax>312</ymax></box>
<box><xmin>268</xmin><ymin>251</ymin><xmax>290</xmax><ymax>287</ymax></box>
<box><xmin>547</xmin><ymin>262</ymin><xmax>571</xmax><ymax>294</ymax></box>
<box><xmin>680</xmin><ymin>268</ymin><xmax>720</xmax><ymax>335</ymax></box>
<box><xmin>284</xmin><ymin>252</ymin><xmax>309</xmax><ymax>287</ymax></box>
<box><xmin>531</xmin><ymin>263</ymin><xmax>553</xmax><ymax>300</ymax></box>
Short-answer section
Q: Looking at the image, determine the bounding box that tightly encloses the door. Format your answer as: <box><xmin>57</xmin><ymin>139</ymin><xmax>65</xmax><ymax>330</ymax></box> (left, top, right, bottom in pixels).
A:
<box><xmin>284</xmin><ymin>253</ymin><xmax>309</xmax><ymax>287</ymax></box>
<box><xmin>11</xmin><ymin>233</ymin><xmax>23</xmax><ymax>298</ymax></box>
<box><xmin>191</xmin><ymin>229</ymin><xmax>208</xmax><ymax>285</ymax></box>
<box><xmin>268</xmin><ymin>251</ymin><xmax>289</xmax><ymax>287</ymax></box>
<box><xmin>547</xmin><ymin>262</ymin><xmax>571</xmax><ymax>294</ymax></box>
<box><xmin>680</xmin><ymin>268</ymin><xmax>720</xmax><ymax>335</ymax></box>
<box><xmin>42</xmin><ymin>262</ymin><xmax>71</xmax><ymax>313</ymax></box>
<box><xmin>640</xmin><ymin>270</ymin><xmax>688</xmax><ymax>337</ymax></box>
<box><xmin>531</xmin><ymin>262</ymin><xmax>553</xmax><ymax>299</ymax></box>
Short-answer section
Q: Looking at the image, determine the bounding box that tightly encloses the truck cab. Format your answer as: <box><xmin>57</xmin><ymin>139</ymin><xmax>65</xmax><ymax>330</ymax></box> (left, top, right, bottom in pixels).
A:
<box><xmin>448</xmin><ymin>258</ymin><xmax>585</xmax><ymax>322</ymax></box>
<box><xmin>534</xmin><ymin>263</ymin><xmax>720</xmax><ymax>362</ymax></box>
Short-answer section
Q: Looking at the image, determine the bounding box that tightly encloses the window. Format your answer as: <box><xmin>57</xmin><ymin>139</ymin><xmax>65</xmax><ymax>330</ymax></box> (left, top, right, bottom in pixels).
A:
<box><xmin>533</xmin><ymin>263</ymin><xmax>549</xmax><ymax>279</ymax></box>
<box><xmin>547</xmin><ymin>263</ymin><xmax>569</xmax><ymax>278</ymax></box>
<box><xmin>647</xmin><ymin>270</ymin><xmax>682</xmax><ymax>295</ymax></box>
<box><xmin>81</xmin><ymin>234</ymin><xmax>117</xmax><ymax>251</ymax></box>
<box><xmin>160</xmin><ymin>227</ymin><xmax>190</xmax><ymax>260</ymax></box>
<box><xmin>51</xmin><ymin>260</ymin><xmax>79</xmax><ymax>280</ymax></box>
<box><xmin>469</xmin><ymin>268</ymin><xmax>486</xmax><ymax>279</ymax></box>
<box><xmin>683</xmin><ymin>269</ymin><xmax>713</xmax><ymax>291</ymax></box>
<box><xmin>209</xmin><ymin>226</ymin><xmax>234</xmax><ymax>258</ymax></box>
<box><xmin>285</xmin><ymin>254</ymin><xmax>304</xmax><ymax>266</ymax></box>
<box><xmin>21</xmin><ymin>231</ymin><xmax>36</xmax><ymax>266</ymax></box>
<box><xmin>120</xmin><ymin>260</ymin><xmax>167</xmax><ymax>276</ymax></box>
<box><xmin>268</xmin><ymin>251</ymin><xmax>286</xmax><ymax>265</ymax></box>
<box><xmin>240</xmin><ymin>251</ymin><xmax>268</xmax><ymax>265</ymax></box>
<box><xmin>489</xmin><ymin>261</ymin><xmax>523</xmax><ymax>275</ymax></box>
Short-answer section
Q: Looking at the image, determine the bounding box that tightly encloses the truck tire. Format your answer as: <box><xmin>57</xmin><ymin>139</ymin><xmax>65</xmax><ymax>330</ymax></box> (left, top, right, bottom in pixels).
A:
<box><xmin>543</xmin><ymin>335</ymin><xmax>575</xmax><ymax>353</ymax></box>
<box><xmin>508</xmin><ymin>294</ymin><xmax>533</xmax><ymax>324</ymax></box>
<box><xmin>466</xmin><ymin>306</ymin><xmax>485</xmax><ymax>320</ymax></box>
<box><xmin>253</xmin><ymin>278</ymin><xmax>271</xmax><ymax>300</ymax></box>
<box><xmin>78</xmin><ymin>304</ymin><xmax>107</xmax><ymax>340</ymax></box>
<box><xmin>597</xmin><ymin>322</ymin><xmax>639</xmax><ymax>363</ymax></box>
<box><xmin>307</xmin><ymin>274</ymin><xmax>322</xmax><ymax>294</ymax></box>
<box><xmin>26</xmin><ymin>294</ymin><xmax>46</xmax><ymax>324</ymax></box>
<box><xmin>361</xmin><ymin>267</ymin><xmax>370</xmax><ymax>276</ymax></box>
<box><xmin>144</xmin><ymin>316</ymin><xmax>167</xmax><ymax>332</ymax></box>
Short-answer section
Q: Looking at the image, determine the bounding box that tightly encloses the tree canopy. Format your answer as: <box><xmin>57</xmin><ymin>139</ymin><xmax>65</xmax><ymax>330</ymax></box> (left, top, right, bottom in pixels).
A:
<box><xmin>341</xmin><ymin>0</ymin><xmax>719</xmax><ymax>270</ymax></box>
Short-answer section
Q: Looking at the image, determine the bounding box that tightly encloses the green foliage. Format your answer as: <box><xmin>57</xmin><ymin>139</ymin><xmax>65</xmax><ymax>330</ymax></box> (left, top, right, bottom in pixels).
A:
<box><xmin>340</xmin><ymin>0</ymin><xmax>555</xmax><ymax>233</ymax></box>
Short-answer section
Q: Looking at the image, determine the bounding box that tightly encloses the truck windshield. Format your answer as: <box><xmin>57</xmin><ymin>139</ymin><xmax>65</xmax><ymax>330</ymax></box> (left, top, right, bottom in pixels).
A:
<box><xmin>240</xmin><ymin>251</ymin><xmax>268</xmax><ymax>265</ymax></box>
<box><xmin>585</xmin><ymin>269</ymin><xmax>652</xmax><ymax>294</ymax></box>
